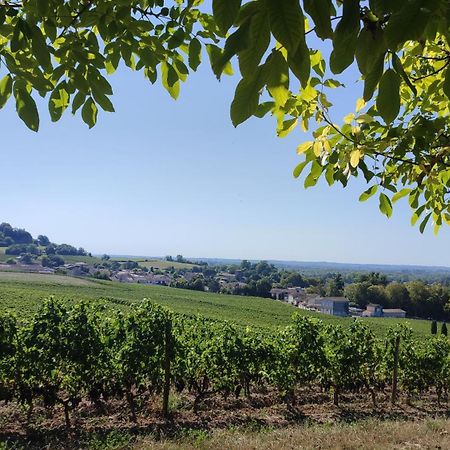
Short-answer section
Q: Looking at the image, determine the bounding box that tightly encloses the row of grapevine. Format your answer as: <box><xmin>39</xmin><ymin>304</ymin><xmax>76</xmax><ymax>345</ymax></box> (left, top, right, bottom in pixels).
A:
<box><xmin>1</xmin><ymin>298</ymin><xmax>449</xmax><ymax>427</ymax></box>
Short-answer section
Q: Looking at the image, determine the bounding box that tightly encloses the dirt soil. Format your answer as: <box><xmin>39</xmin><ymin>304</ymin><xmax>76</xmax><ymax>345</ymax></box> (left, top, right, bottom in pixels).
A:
<box><xmin>1</xmin><ymin>388</ymin><xmax>449</xmax><ymax>449</ymax></box>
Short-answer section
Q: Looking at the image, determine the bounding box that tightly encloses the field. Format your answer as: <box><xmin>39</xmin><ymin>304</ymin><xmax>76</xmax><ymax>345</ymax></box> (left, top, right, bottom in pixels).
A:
<box><xmin>0</xmin><ymin>271</ymin><xmax>434</xmax><ymax>337</ymax></box>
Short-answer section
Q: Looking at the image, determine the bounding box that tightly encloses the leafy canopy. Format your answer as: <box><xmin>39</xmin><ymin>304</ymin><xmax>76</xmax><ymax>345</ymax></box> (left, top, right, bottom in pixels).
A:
<box><xmin>1</xmin><ymin>0</ymin><xmax>450</xmax><ymax>231</ymax></box>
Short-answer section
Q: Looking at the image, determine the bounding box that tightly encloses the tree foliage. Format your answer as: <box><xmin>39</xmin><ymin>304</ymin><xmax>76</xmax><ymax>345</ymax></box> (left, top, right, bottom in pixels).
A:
<box><xmin>0</xmin><ymin>1</ymin><xmax>450</xmax><ymax>230</ymax></box>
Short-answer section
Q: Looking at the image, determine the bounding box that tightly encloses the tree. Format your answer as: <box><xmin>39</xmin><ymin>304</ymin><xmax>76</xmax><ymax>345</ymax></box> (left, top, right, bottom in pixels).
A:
<box><xmin>37</xmin><ymin>235</ymin><xmax>50</xmax><ymax>246</ymax></box>
<box><xmin>385</xmin><ymin>282</ymin><xmax>410</xmax><ymax>310</ymax></box>
<box><xmin>0</xmin><ymin>2</ymin><xmax>449</xmax><ymax>231</ymax></box>
<box><xmin>41</xmin><ymin>254</ymin><xmax>65</xmax><ymax>268</ymax></box>
<box><xmin>45</xmin><ymin>244</ymin><xmax>57</xmax><ymax>255</ymax></box>
<box><xmin>442</xmin><ymin>322</ymin><xmax>448</xmax><ymax>337</ymax></box>
<box><xmin>326</xmin><ymin>273</ymin><xmax>344</xmax><ymax>297</ymax></box>
<box><xmin>19</xmin><ymin>253</ymin><xmax>34</xmax><ymax>264</ymax></box>
<box><xmin>431</xmin><ymin>320</ymin><xmax>438</xmax><ymax>335</ymax></box>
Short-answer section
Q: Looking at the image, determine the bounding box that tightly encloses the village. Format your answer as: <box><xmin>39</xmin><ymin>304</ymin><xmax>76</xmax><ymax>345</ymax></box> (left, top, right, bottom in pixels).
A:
<box><xmin>269</xmin><ymin>286</ymin><xmax>407</xmax><ymax>318</ymax></box>
<box><xmin>0</xmin><ymin>257</ymin><xmax>408</xmax><ymax>319</ymax></box>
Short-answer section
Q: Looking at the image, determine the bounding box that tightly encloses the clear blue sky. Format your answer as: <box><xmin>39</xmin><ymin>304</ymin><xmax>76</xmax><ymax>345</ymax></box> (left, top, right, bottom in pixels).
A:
<box><xmin>2</xmin><ymin>58</ymin><xmax>449</xmax><ymax>267</ymax></box>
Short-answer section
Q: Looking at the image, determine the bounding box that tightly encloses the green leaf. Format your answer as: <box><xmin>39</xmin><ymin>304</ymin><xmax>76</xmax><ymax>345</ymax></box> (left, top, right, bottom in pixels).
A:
<box><xmin>265</xmin><ymin>0</ymin><xmax>306</xmax><ymax>53</ymax></box>
<box><xmin>92</xmin><ymin>91</ymin><xmax>115</xmax><ymax>112</ymax></box>
<box><xmin>287</xmin><ymin>39</ymin><xmax>310</xmax><ymax>88</ymax></box>
<box><xmin>392</xmin><ymin>188</ymin><xmax>411</xmax><ymax>203</ymax></box>
<box><xmin>238</xmin><ymin>8</ymin><xmax>270</xmax><ymax>77</ymax></box>
<box><xmin>293</xmin><ymin>160</ymin><xmax>309</xmax><ymax>178</ymax></box>
<box><xmin>443</xmin><ymin>67</ymin><xmax>450</xmax><ymax>100</ymax></box>
<box><xmin>376</xmin><ymin>69</ymin><xmax>400</xmax><ymax>124</ymax></box>
<box><xmin>359</xmin><ymin>185</ymin><xmax>378</xmax><ymax>202</ymax></box>
<box><xmin>213</xmin><ymin>0</ymin><xmax>242</xmax><ymax>34</ymax></box>
<box><xmin>303</xmin><ymin>0</ymin><xmax>333</xmax><ymax>39</ymax></box>
<box><xmin>206</xmin><ymin>44</ymin><xmax>233</xmax><ymax>77</ymax></box>
<box><xmin>188</xmin><ymin>38</ymin><xmax>202</xmax><ymax>71</ymax></box>
<box><xmin>330</xmin><ymin>0</ymin><xmax>360</xmax><ymax>74</ymax></box>
<box><xmin>212</xmin><ymin>21</ymin><xmax>250</xmax><ymax>78</ymax></box>
<box><xmin>355</xmin><ymin>28</ymin><xmax>386</xmax><ymax>75</ymax></box>
<box><xmin>161</xmin><ymin>61</ymin><xmax>180</xmax><ymax>99</ymax></box>
<box><xmin>230</xmin><ymin>68</ymin><xmax>264</xmax><ymax>126</ymax></box>
<box><xmin>0</xmin><ymin>75</ymin><xmax>13</xmax><ymax>109</ymax></box>
<box><xmin>72</xmin><ymin>91</ymin><xmax>86</xmax><ymax>114</ymax></box>
<box><xmin>31</xmin><ymin>25</ymin><xmax>51</xmax><ymax>70</ymax></box>
<box><xmin>384</xmin><ymin>0</ymin><xmax>437</xmax><ymax>49</ymax></box>
<box><xmin>265</xmin><ymin>50</ymin><xmax>290</xmax><ymax>108</ymax></box>
<box><xmin>379</xmin><ymin>192</ymin><xmax>393</xmax><ymax>218</ymax></box>
<box><xmin>363</xmin><ymin>56</ymin><xmax>384</xmax><ymax>101</ymax></box>
<box><xmin>391</xmin><ymin>53</ymin><xmax>417</xmax><ymax>96</ymax></box>
<box><xmin>49</xmin><ymin>82</ymin><xmax>70</xmax><ymax>122</ymax></box>
<box><xmin>14</xmin><ymin>84</ymin><xmax>39</xmax><ymax>132</ymax></box>
<box><xmin>167</xmin><ymin>28</ymin><xmax>185</xmax><ymax>49</ymax></box>
<box><xmin>419</xmin><ymin>212</ymin><xmax>432</xmax><ymax>233</ymax></box>
<box><xmin>81</xmin><ymin>98</ymin><xmax>98</xmax><ymax>129</ymax></box>
<box><xmin>304</xmin><ymin>161</ymin><xmax>322</xmax><ymax>188</ymax></box>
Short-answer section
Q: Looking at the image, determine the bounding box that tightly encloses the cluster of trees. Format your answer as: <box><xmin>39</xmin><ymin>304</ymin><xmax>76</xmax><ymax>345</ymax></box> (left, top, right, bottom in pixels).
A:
<box><xmin>1</xmin><ymin>299</ymin><xmax>449</xmax><ymax>429</ymax></box>
<box><xmin>344</xmin><ymin>276</ymin><xmax>450</xmax><ymax>321</ymax></box>
<box><xmin>171</xmin><ymin>276</ymin><xmax>206</xmax><ymax>292</ymax></box>
<box><xmin>165</xmin><ymin>255</ymin><xmax>207</xmax><ymax>266</ymax></box>
<box><xmin>0</xmin><ymin>223</ymin><xmax>90</xmax><ymax>266</ymax></box>
<box><xmin>0</xmin><ymin>223</ymin><xmax>33</xmax><ymax>247</ymax></box>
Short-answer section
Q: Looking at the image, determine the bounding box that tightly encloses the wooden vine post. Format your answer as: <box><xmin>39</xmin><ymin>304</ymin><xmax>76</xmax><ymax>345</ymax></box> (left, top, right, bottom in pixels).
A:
<box><xmin>391</xmin><ymin>335</ymin><xmax>401</xmax><ymax>405</ymax></box>
<box><xmin>162</xmin><ymin>318</ymin><xmax>172</xmax><ymax>419</ymax></box>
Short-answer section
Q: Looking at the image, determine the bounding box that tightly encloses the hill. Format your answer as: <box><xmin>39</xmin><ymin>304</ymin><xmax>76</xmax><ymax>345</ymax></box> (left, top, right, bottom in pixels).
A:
<box><xmin>0</xmin><ymin>271</ymin><xmax>434</xmax><ymax>338</ymax></box>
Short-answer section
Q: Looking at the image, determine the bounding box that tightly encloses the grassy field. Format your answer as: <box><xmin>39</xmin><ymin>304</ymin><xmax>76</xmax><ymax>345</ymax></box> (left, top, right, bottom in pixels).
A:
<box><xmin>0</xmin><ymin>271</ymin><xmax>434</xmax><ymax>337</ymax></box>
<box><xmin>111</xmin><ymin>257</ymin><xmax>198</xmax><ymax>270</ymax></box>
<box><xmin>90</xmin><ymin>419</ymin><xmax>450</xmax><ymax>450</ymax></box>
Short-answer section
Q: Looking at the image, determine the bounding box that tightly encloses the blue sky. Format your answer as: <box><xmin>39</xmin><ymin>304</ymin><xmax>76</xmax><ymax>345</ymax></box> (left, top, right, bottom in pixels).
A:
<box><xmin>2</xmin><ymin>58</ymin><xmax>450</xmax><ymax>267</ymax></box>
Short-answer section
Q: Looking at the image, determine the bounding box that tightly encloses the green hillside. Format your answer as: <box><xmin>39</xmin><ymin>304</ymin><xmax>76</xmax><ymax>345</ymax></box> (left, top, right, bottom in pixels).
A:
<box><xmin>0</xmin><ymin>272</ymin><xmax>434</xmax><ymax>338</ymax></box>
<box><xmin>110</xmin><ymin>257</ymin><xmax>198</xmax><ymax>270</ymax></box>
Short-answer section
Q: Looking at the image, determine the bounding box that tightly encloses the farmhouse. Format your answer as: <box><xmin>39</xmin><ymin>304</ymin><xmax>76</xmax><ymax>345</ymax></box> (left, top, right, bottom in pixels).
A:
<box><xmin>381</xmin><ymin>308</ymin><xmax>407</xmax><ymax>318</ymax></box>
<box><xmin>362</xmin><ymin>304</ymin><xmax>407</xmax><ymax>318</ymax></box>
<box><xmin>362</xmin><ymin>303</ymin><xmax>383</xmax><ymax>317</ymax></box>
<box><xmin>319</xmin><ymin>297</ymin><xmax>349</xmax><ymax>317</ymax></box>
<box><xmin>287</xmin><ymin>287</ymin><xmax>305</xmax><ymax>303</ymax></box>
<box><xmin>270</xmin><ymin>288</ymin><xmax>289</xmax><ymax>300</ymax></box>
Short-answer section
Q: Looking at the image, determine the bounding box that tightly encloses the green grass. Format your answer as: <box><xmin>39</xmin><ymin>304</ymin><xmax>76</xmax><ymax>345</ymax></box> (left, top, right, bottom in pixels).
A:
<box><xmin>0</xmin><ymin>247</ymin><xmax>10</xmax><ymax>263</ymax></box>
<box><xmin>110</xmin><ymin>257</ymin><xmax>198</xmax><ymax>270</ymax></box>
<box><xmin>0</xmin><ymin>271</ymin><xmax>435</xmax><ymax>338</ymax></box>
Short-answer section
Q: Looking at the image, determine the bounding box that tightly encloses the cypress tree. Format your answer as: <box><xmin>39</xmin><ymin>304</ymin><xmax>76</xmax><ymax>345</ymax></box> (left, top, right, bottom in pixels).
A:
<box><xmin>442</xmin><ymin>322</ymin><xmax>448</xmax><ymax>336</ymax></box>
<box><xmin>431</xmin><ymin>320</ymin><xmax>437</xmax><ymax>335</ymax></box>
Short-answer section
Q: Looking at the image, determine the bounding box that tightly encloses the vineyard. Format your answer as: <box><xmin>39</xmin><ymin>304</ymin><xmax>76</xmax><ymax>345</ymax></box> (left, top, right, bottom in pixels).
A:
<box><xmin>1</xmin><ymin>297</ymin><xmax>449</xmax><ymax>439</ymax></box>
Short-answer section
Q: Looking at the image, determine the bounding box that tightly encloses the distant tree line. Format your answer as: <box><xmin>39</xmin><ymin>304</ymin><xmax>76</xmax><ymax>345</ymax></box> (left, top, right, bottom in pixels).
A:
<box><xmin>1</xmin><ymin>222</ymin><xmax>90</xmax><ymax>266</ymax></box>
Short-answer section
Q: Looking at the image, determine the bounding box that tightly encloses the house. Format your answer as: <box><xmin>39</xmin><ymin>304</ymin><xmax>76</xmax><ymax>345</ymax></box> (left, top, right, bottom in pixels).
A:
<box><xmin>305</xmin><ymin>295</ymin><xmax>323</xmax><ymax>311</ymax></box>
<box><xmin>362</xmin><ymin>303</ymin><xmax>383</xmax><ymax>317</ymax></box>
<box><xmin>381</xmin><ymin>308</ymin><xmax>406</xmax><ymax>318</ymax></box>
<box><xmin>362</xmin><ymin>304</ymin><xmax>407</xmax><ymax>318</ymax></box>
<box><xmin>270</xmin><ymin>288</ymin><xmax>289</xmax><ymax>300</ymax></box>
<box><xmin>319</xmin><ymin>297</ymin><xmax>349</xmax><ymax>317</ymax></box>
<box><xmin>217</xmin><ymin>272</ymin><xmax>237</xmax><ymax>284</ymax></box>
<box><xmin>287</xmin><ymin>287</ymin><xmax>306</xmax><ymax>304</ymax></box>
